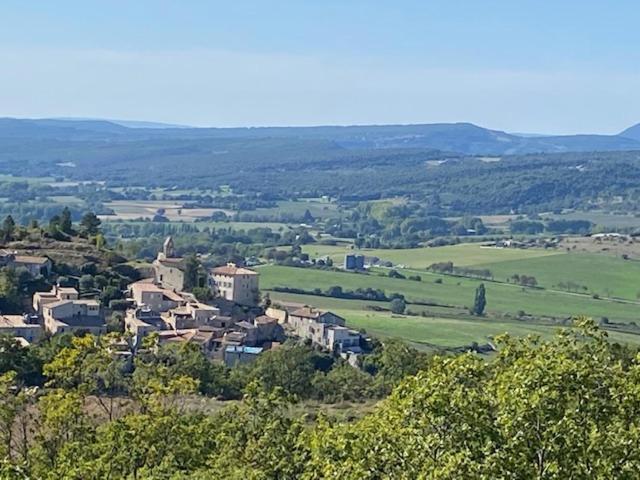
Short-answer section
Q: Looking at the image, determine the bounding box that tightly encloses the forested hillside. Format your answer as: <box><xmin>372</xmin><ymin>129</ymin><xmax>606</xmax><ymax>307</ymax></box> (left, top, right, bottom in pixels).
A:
<box><xmin>3</xmin><ymin>123</ymin><xmax>640</xmax><ymax>214</ymax></box>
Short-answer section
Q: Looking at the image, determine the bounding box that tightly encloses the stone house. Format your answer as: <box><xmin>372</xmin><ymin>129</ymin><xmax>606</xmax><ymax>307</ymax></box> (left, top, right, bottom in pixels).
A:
<box><xmin>157</xmin><ymin>328</ymin><xmax>217</xmax><ymax>355</ymax></box>
<box><xmin>288</xmin><ymin>307</ymin><xmax>361</xmax><ymax>352</ymax></box>
<box><xmin>42</xmin><ymin>298</ymin><xmax>104</xmax><ymax>336</ymax></box>
<box><xmin>128</xmin><ymin>280</ymin><xmax>185</xmax><ymax>313</ymax></box>
<box><xmin>33</xmin><ymin>286</ymin><xmax>80</xmax><ymax>313</ymax></box>
<box><xmin>0</xmin><ymin>314</ymin><xmax>43</xmax><ymax>343</ymax></box>
<box><xmin>0</xmin><ymin>250</ymin><xmax>52</xmax><ymax>277</ymax></box>
<box><xmin>162</xmin><ymin>302</ymin><xmax>220</xmax><ymax>330</ymax></box>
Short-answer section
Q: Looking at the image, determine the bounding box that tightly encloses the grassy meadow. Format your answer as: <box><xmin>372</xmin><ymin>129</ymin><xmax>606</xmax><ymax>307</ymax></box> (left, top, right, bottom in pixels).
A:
<box><xmin>259</xmin><ymin>244</ymin><xmax>640</xmax><ymax>349</ymax></box>
<box><xmin>254</xmin><ymin>199</ymin><xmax>339</xmax><ymax>219</ymax></box>
<box><xmin>302</xmin><ymin>242</ymin><xmax>640</xmax><ymax>300</ymax></box>
<box><xmin>268</xmin><ymin>289</ymin><xmax>640</xmax><ymax>350</ymax></box>
<box><xmin>259</xmin><ymin>264</ymin><xmax>640</xmax><ymax>322</ymax></box>
<box><xmin>301</xmin><ymin>242</ymin><xmax>561</xmax><ymax>268</ymax></box>
<box><xmin>475</xmin><ymin>253</ymin><xmax>640</xmax><ymax>300</ymax></box>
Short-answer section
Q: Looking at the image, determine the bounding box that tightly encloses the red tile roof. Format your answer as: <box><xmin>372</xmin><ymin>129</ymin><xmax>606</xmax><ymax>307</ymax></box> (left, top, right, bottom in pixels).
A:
<box><xmin>212</xmin><ymin>264</ymin><xmax>258</xmax><ymax>276</ymax></box>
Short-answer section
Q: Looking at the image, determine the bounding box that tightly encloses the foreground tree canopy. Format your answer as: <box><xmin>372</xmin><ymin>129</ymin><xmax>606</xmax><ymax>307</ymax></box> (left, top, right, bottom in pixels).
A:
<box><xmin>1</xmin><ymin>319</ymin><xmax>640</xmax><ymax>479</ymax></box>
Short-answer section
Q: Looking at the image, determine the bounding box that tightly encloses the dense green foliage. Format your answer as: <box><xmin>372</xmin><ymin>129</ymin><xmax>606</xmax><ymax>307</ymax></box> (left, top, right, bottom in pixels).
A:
<box><xmin>0</xmin><ymin>321</ymin><xmax>639</xmax><ymax>477</ymax></box>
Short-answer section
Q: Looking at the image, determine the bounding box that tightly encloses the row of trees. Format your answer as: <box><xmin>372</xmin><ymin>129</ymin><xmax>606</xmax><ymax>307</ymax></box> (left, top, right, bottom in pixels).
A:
<box><xmin>510</xmin><ymin>218</ymin><xmax>592</xmax><ymax>235</ymax></box>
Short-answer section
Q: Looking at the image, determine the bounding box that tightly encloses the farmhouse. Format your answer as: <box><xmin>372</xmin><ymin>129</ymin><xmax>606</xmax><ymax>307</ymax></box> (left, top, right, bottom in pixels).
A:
<box><xmin>344</xmin><ymin>253</ymin><xmax>365</xmax><ymax>270</ymax></box>
<box><xmin>210</xmin><ymin>263</ymin><xmax>259</xmax><ymax>306</ymax></box>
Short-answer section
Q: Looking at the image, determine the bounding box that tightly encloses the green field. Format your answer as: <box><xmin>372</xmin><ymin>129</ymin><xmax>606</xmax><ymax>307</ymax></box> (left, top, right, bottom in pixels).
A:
<box><xmin>255</xmin><ymin>199</ymin><xmax>339</xmax><ymax>219</ymax></box>
<box><xmin>338</xmin><ymin>312</ymin><xmax>562</xmax><ymax>347</ymax></box>
<box><xmin>267</xmin><ymin>290</ymin><xmax>640</xmax><ymax>349</ymax></box>
<box><xmin>302</xmin><ymin>242</ymin><xmax>640</xmax><ymax>302</ymax></box>
<box><xmin>259</xmin><ymin>264</ymin><xmax>640</xmax><ymax>322</ymax></box>
<box><xmin>0</xmin><ymin>174</ymin><xmax>57</xmax><ymax>184</ymax></box>
<box><xmin>476</xmin><ymin>253</ymin><xmax>640</xmax><ymax>300</ymax></box>
<box><xmin>302</xmin><ymin>243</ymin><xmax>561</xmax><ymax>268</ymax></box>
<box><xmin>342</xmin><ymin>311</ymin><xmax>640</xmax><ymax>348</ymax></box>
<box><xmin>263</xmin><ymin>239</ymin><xmax>640</xmax><ymax>349</ymax></box>
<box><xmin>548</xmin><ymin>210</ymin><xmax>640</xmax><ymax>229</ymax></box>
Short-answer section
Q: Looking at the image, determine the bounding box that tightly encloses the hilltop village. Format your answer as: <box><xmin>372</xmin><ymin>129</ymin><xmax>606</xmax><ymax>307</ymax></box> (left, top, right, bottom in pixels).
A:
<box><xmin>0</xmin><ymin>235</ymin><xmax>366</xmax><ymax>367</ymax></box>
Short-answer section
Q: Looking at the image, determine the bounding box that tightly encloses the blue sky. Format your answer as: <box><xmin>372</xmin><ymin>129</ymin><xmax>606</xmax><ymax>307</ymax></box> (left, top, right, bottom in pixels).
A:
<box><xmin>1</xmin><ymin>1</ymin><xmax>639</xmax><ymax>133</ymax></box>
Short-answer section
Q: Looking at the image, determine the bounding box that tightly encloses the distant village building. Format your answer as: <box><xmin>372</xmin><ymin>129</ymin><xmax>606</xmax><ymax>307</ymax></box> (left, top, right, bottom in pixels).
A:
<box><xmin>254</xmin><ymin>315</ymin><xmax>283</xmax><ymax>343</ymax></box>
<box><xmin>33</xmin><ymin>285</ymin><xmax>104</xmax><ymax>336</ymax></box>
<box><xmin>0</xmin><ymin>314</ymin><xmax>42</xmax><ymax>343</ymax></box>
<box><xmin>124</xmin><ymin>308</ymin><xmax>164</xmax><ymax>340</ymax></box>
<box><xmin>592</xmin><ymin>232</ymin><xmax>628</xmax><ymax>241</ymax></box>
<box><xmin>124</xmin><ymin>281</ymin><xmax>230</xmax><ymax>351</ymax></box>
<box><xmin>344</xmin><ymin>254</ymin><xmax>365</xmax><ymax>270</ymax></box>
<box><xmin>265</xmin><ymin>306</ymin><xmax>289</xmax><ymax>324</ymax></box>
<box><xmin>210</xmin><ymin>263</ymin><xmax>259</xmax><ymax>306</ymax></box>
<box><xmin>153</xmin><ymin>236</ymin><xmax>187</xmax><ymax>291</ymax></box>
<box><xmin>0</xmin><ymin>250</ymin><xmax>52</xmax><ymax>277</ymax></box>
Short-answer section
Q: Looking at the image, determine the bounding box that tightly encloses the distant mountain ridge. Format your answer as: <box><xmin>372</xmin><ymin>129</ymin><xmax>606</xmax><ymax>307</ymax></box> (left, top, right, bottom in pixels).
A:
<box><xmin>619</xmin><ymin>123</ymin><xmax>640</xmax><ymax>142</ymax></box>
<box><xmin>1</xmin><ymin>117</ymin><xmax>640</xmax><ymax>155</ymax></box>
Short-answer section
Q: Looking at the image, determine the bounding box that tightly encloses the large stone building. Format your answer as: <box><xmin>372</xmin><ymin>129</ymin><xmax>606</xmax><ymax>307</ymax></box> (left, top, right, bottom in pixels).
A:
<box><xmin>124</xmin><ymin>277</ymin><xmax>224</xmax><ymax>350</ymax></box>
<box><xmin>153</xmin><ymin>237</ymin><xmax>186</xmax><ymax>291</ymax></box>
<box><xmin>210</xmin><ymin>263</ymin><xmax>259</xmax><ymax>306</ymax></box>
